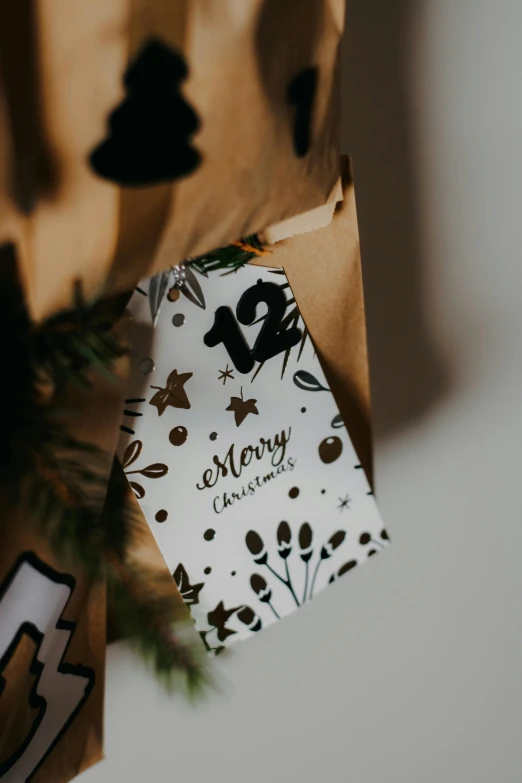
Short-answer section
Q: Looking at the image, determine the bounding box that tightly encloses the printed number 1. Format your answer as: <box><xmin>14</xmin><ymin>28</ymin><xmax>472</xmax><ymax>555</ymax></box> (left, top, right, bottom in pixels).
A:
<box><xmin>287</xmin><ymin>67</ymin><xmax>318</xmax><ymax>158</ymax></box>
<box><xmin>204</xmin><ymin>306</ymin><xmax>254</xmax><ymax>373</ymax></box>
<box><xmin>204</xmin><ymin>281</ymin><xmax>302</xmax><ymax>373</ymax></box>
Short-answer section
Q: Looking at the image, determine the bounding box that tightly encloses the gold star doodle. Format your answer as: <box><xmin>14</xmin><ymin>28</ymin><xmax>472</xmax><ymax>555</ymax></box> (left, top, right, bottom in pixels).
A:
<box><xmin>149</xmin><ymin>369</ymin><xmax>193</xmax><ymax>416</ymax></box>
<box><xmin>338</xmin><ymin>495</ymin><xmax>351</xmax><ymax>512</ymax></box>
<box><xmin>218</xmin><ymin>364</ymin><xmax>235</xmax><ymax>385</ymax></box>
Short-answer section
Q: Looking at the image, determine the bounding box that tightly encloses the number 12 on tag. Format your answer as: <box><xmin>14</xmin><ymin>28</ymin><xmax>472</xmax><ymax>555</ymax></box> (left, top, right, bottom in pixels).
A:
<box><xmin>203</xmin><ymin>281</ymin><xmax>302</xmax><ymax>373</ymax></box>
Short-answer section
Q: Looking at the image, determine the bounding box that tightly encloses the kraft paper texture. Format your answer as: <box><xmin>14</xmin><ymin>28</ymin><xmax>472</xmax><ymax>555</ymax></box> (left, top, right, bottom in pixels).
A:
<box><xmin>0</xmin><ymin>246</ymin><xmax>129</xmax><ymax>783</ymax></box>
<box><xmin>0</xmin><ymin>0</ymin><xmax>344</xmax><ymax>321</ymax></box>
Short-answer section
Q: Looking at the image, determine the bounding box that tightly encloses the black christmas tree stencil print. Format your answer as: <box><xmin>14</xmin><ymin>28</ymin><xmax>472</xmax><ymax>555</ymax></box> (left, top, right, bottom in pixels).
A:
<box><xmin>90</xmin><ymin>39</ymin><xmax>201</xmax><ymax>186</ymax></box>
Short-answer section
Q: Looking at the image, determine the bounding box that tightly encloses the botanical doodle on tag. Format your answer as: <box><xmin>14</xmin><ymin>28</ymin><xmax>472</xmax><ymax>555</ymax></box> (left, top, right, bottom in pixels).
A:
<box><xmin>173</xmin><ymin>563</ymin><xmax>204</xmax><ymax>606</ymax></box>
<box><xmin>121</xmin><ymin>439</ymin><xmax>168</xmax><ymax>499</ymax></box>
<box><xmin>226</xmin><ymin>388</ymin><xmax>259</xmax><ymax>427</ymax></box>
<box><xmin>245</xmin><ymin>523</ymin><xmax>350</xmax><ymax>611</ymax></box>
<box><xmin>149</xmin><ymin>369</ymin><xmax>193</xmax><ymax>415</ymax></box>
<box><xmin>293</xmin><ymin>370</ymin><xmax>329</xmax><ymax>393</ymax></box>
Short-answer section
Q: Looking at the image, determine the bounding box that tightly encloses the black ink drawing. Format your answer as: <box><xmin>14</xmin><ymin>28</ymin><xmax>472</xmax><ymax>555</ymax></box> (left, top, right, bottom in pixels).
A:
<box><xmin>121</xmin><ymin>439</ymin><xmax>168</xmax><ymax>499</ymax></box>
<box><xmin>276</xmin><ymin>521</ymin><xmax>300</xmax><ymax>604</ymax></box>
<box><xmin>218</xmin><ymin>364</ymin><xmax>235</xmax><ymax>385</ymax></box>
<box><xmin>236</xmin><ymin>605</ymin><xmax>262</xmax><ymax>633</ymax></box>
<box><xmin>331</xmin><ymin>413</ymin><xmax>345</xmax><ymax>429</ymax></box>
<box><xmin>246</xmin><ymin>529</ymin><xmax>299</xmax><ymax>607</ymax></box>
<box><xmin>206</xmin><ymin>601</ymin><xmax>242</xmax><ymax>642</ymax></box>
<box><xmin>173</xmin><ymin>563</ymin><xmax>204</xmax><ymax>606</ymax></box>
<box><xmin>328</xmin><ymin>560</ymin><xmax>358</xmax><ymax>584</ymax></box>
<box><xmin>200</xmin><ymin>600</ymin><xmax>263</xmax><ymax>654</ymax></box>
<box><xmin>204</xmin><ymin>278</ymin><xmax>302</xmax><ymax>377</ymax></box>
<box><xmin>246</xmin><ymin>523</ymin><xmax>349</xmax><ymax>614</ymax></box>
<box><xmin>226</xmin><ymin>387</ymin><xmax>259</xmax><ymax>427</ymax></box>
<box><xmin>309</xmin><ymin>530</ymin><xmax>346</xmax><ymax>599</ymax></box>
<box><xmin>293</xmin><ymin>370</ymin><xmax>330</xmax><ymax>393</ymax></box>
<box><xmin>149</xmin><ymin>369</ymin><xmax>193</xmax><ymax>415</ymax></box>
<box><xmin>120</xmin><ymin>397</ymin><xmax>146</xmax><ymax>435</ymax></box>
<box><xmin>359</xmin><ymin>530</ymin><xmax>389</xmax><ymax>554</ymax></box>
<box><xmin>250</xmin><ymin>574</ymin><xmax>280</xmax><ymax>619</ymax></box>
<box><xmin>338</xmin><ymin>494</ymin><xmax>351</xmax><ymax>512</ymax></box>
<box><xmin>298</xmin><ymin>522</ymin><xmax>313</xmax><ymax>604</ymax></box>
<box><xmin>204</xmin><ymin>305</ymin><xmax>254</xmax><ymax>374</ymax></box>
<box><xmin>175</xmin><ymin>566</ymin><xmax>264</xmax><ymax>654</ymax></box>
<box><xmin>90</xmin><ymin>39</ymin><xmax>201</xmax><ymax>185</ymax></box>
<box><xmin>169</xmin><ymin>426</ymin><xmax>188</xmax><ymax>446</ymax></box>
<box><xmin>236</xmin><ymin>281</ymin><xmax>302</xmax><ymax>362</ymax></box>
<box><xmin>318</xmin><ymin>436</ymin><xmax>343</xmax><ymax>464</ymax></box>
<box><xmin>250</xmin><ymin>270</ymin><xmax>308</xmax><ymax>382</ymax></box>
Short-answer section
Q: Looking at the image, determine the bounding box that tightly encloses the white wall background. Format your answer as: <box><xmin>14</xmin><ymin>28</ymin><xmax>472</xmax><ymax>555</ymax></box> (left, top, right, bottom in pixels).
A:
<box><xmin>84</xmin><ymin>2</ymin><xmax>522</xmax><ymax>780</ymax></box>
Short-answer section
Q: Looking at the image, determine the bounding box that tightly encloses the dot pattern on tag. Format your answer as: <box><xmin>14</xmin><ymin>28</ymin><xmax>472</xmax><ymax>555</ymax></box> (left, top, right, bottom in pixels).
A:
<box><xmin>172</xmin><ymin>313</ymin><xmax>186</xmax><ymax>327</ymax></box>
<box><xmin>318</xmin><ymin>436</ymin><xmax>343</xmax><ymax>464</ymax></box>
<box><xmin>169</xmin><ymin>426</ymin><xmax>188</xmax><ymax>446</ymax></box>
<box><xmin>140</xmin><ymin>358</ymin><xmax>155</xmax><ymax>375</ymax></box>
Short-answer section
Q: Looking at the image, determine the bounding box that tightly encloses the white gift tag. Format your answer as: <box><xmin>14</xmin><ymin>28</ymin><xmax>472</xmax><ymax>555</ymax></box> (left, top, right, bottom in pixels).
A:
<box><xmin>119</xmin><ymin>264</ymin><xmax>387</xmax><ymax>652</ymax></box>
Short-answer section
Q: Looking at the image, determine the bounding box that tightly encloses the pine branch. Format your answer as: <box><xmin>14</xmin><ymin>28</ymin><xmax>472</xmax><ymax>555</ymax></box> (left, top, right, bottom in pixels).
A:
<box><xmin>29</xmin><ymin>284</ymin><xmax>128</xmax><ymax>392</ymax></box>
<box><xmin>104</xmin><ymin>462</ymin><xmax>208</xmax><ymax>692</ymax></box>
<box><xmin>189</xmin><ymin>234</ymin><xmax>270</xmax><ymax>275</ymax></box>
<box><xmin>23</xmin><ymin>432</ymin><xmax>127</xmax><ymax>578</ymax></box>
<box><xmin>0</xmin><ymin>272</ymin><xmax>130</xmax><ymax>578</ymax></box>
<box><xmin>108</xmin><ymin>562</ymin><xmax>208</xmax><ymax>696</ymax></box>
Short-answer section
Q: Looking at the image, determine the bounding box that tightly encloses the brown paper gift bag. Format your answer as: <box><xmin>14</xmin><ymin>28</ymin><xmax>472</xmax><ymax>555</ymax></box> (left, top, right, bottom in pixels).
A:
<box><xmin>256</xmin><ymin>156</ymin><xmax>373</xmax><ymax>481</ymax></box>
<box><xmin>0</xmin><ymin>245</ymin><xmax>130</xmax><ymax>783</ymax></box>
<box><xmin>0</xmin><ymin>0</ymin><xmax>344</xmax><ymax>321</ymax></box>
<box><xmin>0</xmin><ymin>149</ymin><xmax>372</xmax><ymax>780</ymax></box>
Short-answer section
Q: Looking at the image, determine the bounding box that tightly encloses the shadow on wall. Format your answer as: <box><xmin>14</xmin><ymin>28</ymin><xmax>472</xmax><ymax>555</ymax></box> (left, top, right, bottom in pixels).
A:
<box><xmin>342</xmin><ymin>0</ymin><xmax>451</xmax><ymax>441</ymax></box>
